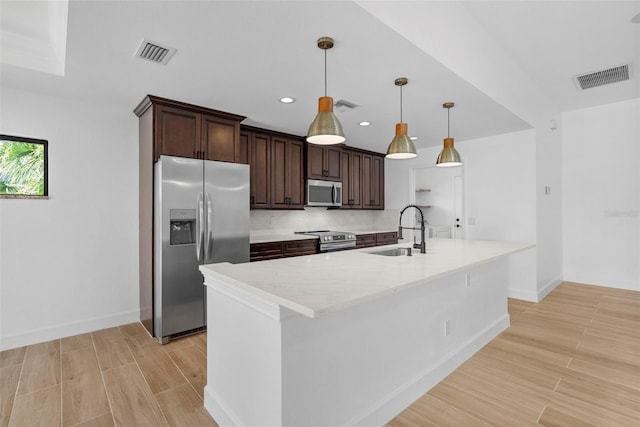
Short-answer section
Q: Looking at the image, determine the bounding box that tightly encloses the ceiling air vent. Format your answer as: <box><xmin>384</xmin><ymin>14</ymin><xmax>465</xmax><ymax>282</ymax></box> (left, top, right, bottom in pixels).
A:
<box><xmin>135</xmin><ymin>39</ymin><xmax>176</xmax><ymax>65</ymax></box>
<box><xmin>334</xmin><ymin>99</ymin><xmax>359</xmax><ymax>113</ymax></box>
<box><xmin>574</xmin><ymin>64</ymin><xmax>630</xmax><ymax>90</ymax></box>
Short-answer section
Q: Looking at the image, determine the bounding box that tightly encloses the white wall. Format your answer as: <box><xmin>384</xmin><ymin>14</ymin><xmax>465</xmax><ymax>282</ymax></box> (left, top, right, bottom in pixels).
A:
<box><xmin>385</xmin><ymin>129</ymin><xmax>538</xmax><ymax>300</ymax></box>
<box><xmin>563</xmin><ymin>99</ymin><xmax>640</xmax><ymax>291</ymax></box>
<box><xmin>535</xmin><ymin>124</ymin><xmax>564</xmax><ymax>297</ymax></box>
<box><xmin>362</xmin><ymin>0</ymin><xmax>563</xmax><ymax>299</ymax></box>
<box><xmin>0</xmin><ymin>87</ymin><xmax>140</xmax><ymax>350</ymax></box>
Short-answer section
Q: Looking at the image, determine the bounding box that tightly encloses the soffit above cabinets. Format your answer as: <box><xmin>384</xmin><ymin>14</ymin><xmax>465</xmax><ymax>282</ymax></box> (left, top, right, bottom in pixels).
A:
<box><xmin>1</xmin><ymin>1</ymin><xmax>636</xmax><ymax>153</ymax></box>
<box><xmin>0</xmin><ymin>0</ymin><xmax>69</xmax><ymax>76</ymax></box>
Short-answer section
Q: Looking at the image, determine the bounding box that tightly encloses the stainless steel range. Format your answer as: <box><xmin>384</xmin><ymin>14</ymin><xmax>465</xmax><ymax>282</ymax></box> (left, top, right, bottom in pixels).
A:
<box><xmin>296</xmin><ymin>230</ymin><xmax>357</xmax><ymax>252</ymax></box>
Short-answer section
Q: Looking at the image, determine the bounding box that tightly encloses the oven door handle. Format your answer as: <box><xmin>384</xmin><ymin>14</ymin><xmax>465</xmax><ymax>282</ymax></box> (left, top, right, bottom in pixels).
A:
<box><xmin>321</xmin><ymin>241</ymin><xmax>356</xmax><ymax>252</ymax></box>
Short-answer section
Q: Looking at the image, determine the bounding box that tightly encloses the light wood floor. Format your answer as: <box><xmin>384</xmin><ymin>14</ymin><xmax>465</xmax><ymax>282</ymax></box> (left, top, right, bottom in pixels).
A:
<box><xmin>0</xmin><ymin>323</ymin><xmax>214</xmax><ymax>426</ymax></box>
<box><xmin>1</xmin><ymin>281</ymin><xmax>639</xmax><ymax>426</ymax></box>
<box><xmin>389</xmin><ymin>281</ymin><xmax>640</xmax><ymax>427</ymax></box>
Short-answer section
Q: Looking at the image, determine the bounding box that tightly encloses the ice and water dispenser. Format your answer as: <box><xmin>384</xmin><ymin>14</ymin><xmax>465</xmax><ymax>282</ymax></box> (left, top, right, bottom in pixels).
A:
<box><xmin>169</xmin><ymin>209</ymin><xmax>196</xmax><ymax>245</ymax></box>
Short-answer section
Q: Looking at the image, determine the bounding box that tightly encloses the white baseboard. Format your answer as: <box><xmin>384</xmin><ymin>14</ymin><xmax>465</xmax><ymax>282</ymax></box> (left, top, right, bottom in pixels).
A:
<box><xmin>563</xmin><ymin>275</ymin><xmax>639</xmax><ymax>292</ymax></box>
<box><xmin>537</xmin><ymin>278</ymin><xmax>562</xmax><ymax>301</ymax></box>
<box><xmin>508</xmin><ymin>278</ymin><xmax>563</xmax><ymax>303</ymax></box>
<box><xmin>507</xmin><ymin>287</ymin><xmax>538</xmax><ymax>302</ymax></box>
<box><xmin>204</xmin><ymin>385</ymin><xmax>246</xmax><ymax>427</ymax></box>
<box><xmin>350</xmin><ymin>314</ymin><xmax>511</xmax><ymax>427</ymax></box>
<box><xmin>0</xmin><ymin>309</ymin><xmax>140</xmax><ymax>351</ymax></box>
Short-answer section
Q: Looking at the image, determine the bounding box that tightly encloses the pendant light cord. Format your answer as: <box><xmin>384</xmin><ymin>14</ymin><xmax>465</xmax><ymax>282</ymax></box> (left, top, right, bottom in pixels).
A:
<box><xmin>447</xmin><ymin>107</ymin><xmax>450</xmax><ymax>138</ymax></box>
<box><xmin>399</xmin><ymin>85</ymin><xmax>403</xmax><ymax>122</ymax></box>
<box><xmin>324</xmin><ymin>49</ymin><xmax>327</xmax><ymax>97</ymax></box>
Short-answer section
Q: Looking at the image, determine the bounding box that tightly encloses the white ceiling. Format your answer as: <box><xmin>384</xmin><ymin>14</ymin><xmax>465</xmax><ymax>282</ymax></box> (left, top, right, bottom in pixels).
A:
<box><xmin>1</xmin><ymin>1</ymin><xmax>638</xmax><ymax>154</ymax></box>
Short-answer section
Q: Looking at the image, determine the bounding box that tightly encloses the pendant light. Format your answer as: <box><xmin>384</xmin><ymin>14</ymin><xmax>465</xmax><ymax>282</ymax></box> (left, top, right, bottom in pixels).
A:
<box><xmin>436</xmin><ymin>102</ymin><xmax>462</xmax><ymax>167</ymax></box>
<box><xmin>386</xmin><ymin>77</ymin><xmax>417</xmax><ymax>159</ymax></box>
<box><xmin>307</xmin><ymin>37</ymin><xmax>345</xmax><ymax>145</ymax></box>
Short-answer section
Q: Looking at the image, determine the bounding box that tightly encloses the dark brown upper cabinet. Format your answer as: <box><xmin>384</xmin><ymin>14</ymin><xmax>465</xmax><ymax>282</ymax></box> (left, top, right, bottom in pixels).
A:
<box><xmin>306</xmin><ymin>144</ymin><xmax>342</xmax><ymax>181</ymax></box>
<box><xmin>341</xmin><ymin>148</ymin><xmax>363</xmax><ymax>209</ymax></box>
<box><xmin>247</xmin><ymin>131</ymin><xmax>271</xmax><ymax>209</ymax></box>
<box><xmin>134</xmin><ymin>95</ymin><xmax>245</xmax><ymax>163</ymax></box>
<box><xmin>362</xmin><ymin>153</ymin><xmax>384</xmax><ymax>209</ymax></box>
<box><xmin>271</xmin><ymin>136</ymin><xmax>304</xmax><ymax>209</ymax></box>
<box><xmin>244</xmin><ymin>126</ymin><xmax>304</xmax><ymax>210</ymax></box>
<box><xmin>339</xmin><ymin>147</ymin><xmax>384</xmax><ymax>210</ymax></box>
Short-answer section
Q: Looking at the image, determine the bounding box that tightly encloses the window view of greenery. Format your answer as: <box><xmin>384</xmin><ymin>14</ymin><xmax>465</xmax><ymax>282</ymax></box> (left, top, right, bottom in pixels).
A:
<box><xmin>0</xmin><ymin>134</ymin><xmax>48</xmax><ymax>196</ymax></box>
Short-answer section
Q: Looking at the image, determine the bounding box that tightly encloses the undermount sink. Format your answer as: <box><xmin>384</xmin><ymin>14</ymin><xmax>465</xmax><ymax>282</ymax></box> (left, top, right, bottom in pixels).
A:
<box><xmin>367</xmin><ymin>247</ymin><xmax>413</xmax><ymax>257</ymax></box>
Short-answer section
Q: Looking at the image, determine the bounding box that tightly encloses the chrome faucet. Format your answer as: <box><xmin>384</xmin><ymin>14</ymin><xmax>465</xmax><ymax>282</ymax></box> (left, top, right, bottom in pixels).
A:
<box><xmin>398</xmin><ymin>204</ymin><xmax>426</xmax><ymax>254</ymax></box>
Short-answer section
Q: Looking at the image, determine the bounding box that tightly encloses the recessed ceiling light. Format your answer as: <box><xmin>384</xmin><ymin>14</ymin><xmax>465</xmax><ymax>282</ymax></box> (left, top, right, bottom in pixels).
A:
<box><xmin>358</xmin><ymin>121</ymin><xmax>371</xmax><ymax>126</ymax></box>
<box><xmin>410</xmin><ymin>136</ymin><xmax>418</xmax><ymax>140</ymax></box>
<box><xmin>280</xmin><ymin>97</ymin><xmax>295</xmax><ymax>104</ymax></box>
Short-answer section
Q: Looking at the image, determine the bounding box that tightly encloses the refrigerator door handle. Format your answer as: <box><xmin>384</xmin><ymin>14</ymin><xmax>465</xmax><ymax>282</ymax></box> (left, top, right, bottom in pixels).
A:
<box><xmin>205</xmin><ymin>192</ymin><xmax>213</xmax><ymax>263</ymax></box>
<box><xmin>196</xmin><ymin>191</ymin><xmax>204</xmax><ymax>263</ymax></box>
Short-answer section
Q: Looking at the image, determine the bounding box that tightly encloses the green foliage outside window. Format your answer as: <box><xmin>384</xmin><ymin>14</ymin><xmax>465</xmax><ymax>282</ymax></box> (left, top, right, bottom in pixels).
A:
<box><xmin>0</xmin><ymin>134</ymin><xmax>48</xmax><ymax>196</ymax></box>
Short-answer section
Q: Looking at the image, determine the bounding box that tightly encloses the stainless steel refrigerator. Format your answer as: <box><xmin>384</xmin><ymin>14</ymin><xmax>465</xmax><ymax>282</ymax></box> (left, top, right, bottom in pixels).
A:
<box><xmin>154</xmin><ymin>155</ymin><xmax>249</xmax><ymax>343</ymax></box>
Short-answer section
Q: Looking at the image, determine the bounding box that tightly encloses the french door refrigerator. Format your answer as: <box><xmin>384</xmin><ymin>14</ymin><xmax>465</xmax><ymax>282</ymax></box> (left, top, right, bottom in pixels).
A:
<box><xmin>154</xmin><ymin>155</ymin><xmax>249</xmax><ymax>343</ymax></box>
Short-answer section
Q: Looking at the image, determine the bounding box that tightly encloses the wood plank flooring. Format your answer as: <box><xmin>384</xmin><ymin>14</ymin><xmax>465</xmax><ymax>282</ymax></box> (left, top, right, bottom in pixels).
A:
<box><xmin>1</xmin><ymin>281</ymin><xmax>638</xmax><ymax>426</ymax></box>
<box><xmin>388</xmin><ymin>281</ymin><xmax>640</xmax><ymax>427</ymax></box>
<box><xmin>0</xmin><ymin>324</ymin><xmax>215</xmax><ymax>427</ymax></box>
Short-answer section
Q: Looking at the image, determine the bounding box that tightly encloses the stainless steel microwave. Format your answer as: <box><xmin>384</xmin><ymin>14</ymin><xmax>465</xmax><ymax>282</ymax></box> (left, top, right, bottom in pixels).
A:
<box><xmin>306</xmin><ymin>179</ymin><xmax>342</xmax><ymax>207</ymax></box>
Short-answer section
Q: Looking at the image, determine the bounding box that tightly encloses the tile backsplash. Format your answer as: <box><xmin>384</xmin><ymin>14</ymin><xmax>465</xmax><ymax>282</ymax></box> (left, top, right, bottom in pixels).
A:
<box><xmin>250</xmin><ymin>208</ymin><xmax>399</xmax><ymax>236</ymax></box>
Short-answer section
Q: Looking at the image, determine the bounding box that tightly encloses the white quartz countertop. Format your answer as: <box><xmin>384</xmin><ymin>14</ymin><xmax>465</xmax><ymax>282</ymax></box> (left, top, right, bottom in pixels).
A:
<box><xmin>201</xmin><ymin>239</ymin><xmax>534</xmax><ymax>318</ymax></box>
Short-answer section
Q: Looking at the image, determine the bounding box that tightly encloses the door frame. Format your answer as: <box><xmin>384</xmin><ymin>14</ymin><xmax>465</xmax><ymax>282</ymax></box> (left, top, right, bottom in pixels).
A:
<box><xmin>409</xmin><ymin>164</ymin><xmax>466</xmax><ymax>240</ymax></box>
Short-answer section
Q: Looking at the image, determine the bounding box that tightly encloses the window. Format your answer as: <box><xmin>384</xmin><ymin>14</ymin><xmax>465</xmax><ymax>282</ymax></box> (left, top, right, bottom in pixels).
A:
<box><xmin>0</xmin><ymin>134</ymin><xmax>48</xmax><ymax>198</ymax></box>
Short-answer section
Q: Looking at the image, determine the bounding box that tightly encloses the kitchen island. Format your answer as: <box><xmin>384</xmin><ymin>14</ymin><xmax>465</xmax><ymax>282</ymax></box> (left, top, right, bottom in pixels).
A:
<box><xmin>200</xmin><ymin>239</ymin><xmax>533</xmax><ymax>427</ymax></box>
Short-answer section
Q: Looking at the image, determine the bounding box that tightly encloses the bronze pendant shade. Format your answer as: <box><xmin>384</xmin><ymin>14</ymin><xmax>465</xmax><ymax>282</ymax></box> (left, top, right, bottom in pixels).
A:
<box><xmin>307</xmin><ymin>37</ymin><xmax>345</xmax><ymax>145</ymax></box>
<box><xmin>436</xmin><ymin>102</ymin><xmax>462</xmax><ymax>167</ymax></box>
<box><xmin>386</xmin><ymin>77</ymin><xmax>417</xmax><ymax>159</ymax></box>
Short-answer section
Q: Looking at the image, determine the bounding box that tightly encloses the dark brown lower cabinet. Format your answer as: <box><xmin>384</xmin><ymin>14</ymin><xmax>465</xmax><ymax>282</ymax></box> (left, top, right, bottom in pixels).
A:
<box><xmin>283</xmin><ymin>239</ymin><xmax>317</xmax><ymax>257</ymax></box>
<box><xmin>249</xmin><ymin>242</ymin><xmax>283</xmax><ymax>262</ymax></box>
<box><xmin>356</xmin><ymin>234</ymin><xmax>377</xmax><ymax>249</ymax></box>
<box><xmin>250</xmin><ymin>238</ymin><xmax>318</xmax><ymax>262</ymax></box>
<box><xmin>356</xmin><ymin>232</ymin><xmax>398</xmax><ymax>249</ymax></box>
<box><xmin>376</xmin><ymin>232</ymin><xmax>398</xmax><ymax>246</ymax></box>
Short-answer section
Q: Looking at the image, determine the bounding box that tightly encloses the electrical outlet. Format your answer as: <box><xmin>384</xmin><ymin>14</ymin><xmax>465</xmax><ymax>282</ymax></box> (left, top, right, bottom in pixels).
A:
<box><xmin>444</xmin><ymin>320</ymin><xmax>451</xmax><ymax>336</ymax></box>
